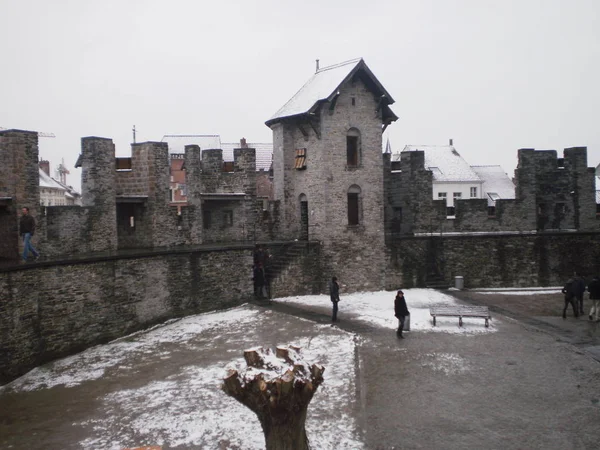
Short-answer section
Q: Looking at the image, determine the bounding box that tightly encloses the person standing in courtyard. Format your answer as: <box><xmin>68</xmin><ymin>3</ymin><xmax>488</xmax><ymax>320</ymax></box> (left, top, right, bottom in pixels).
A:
<box><xmin>573</xmin><ymin>273</ymin><xmax>586</xmax><ymax>315</ymax></box>
<box><xmin>587</xmin><ymin>275</ymin><xmax>600</xmax><ymax>321</ymax></box>
<box><xmin>561</xmin><ymin>277</ymin><xmax>578</xmax><ymax>318</ymax></box>
<box><xmin>19</xmin><ymin>207</ymin><xmax>39</xmax><ymax>262</ymax></box>
<box><xmin>394</xmin><ymin>290</ymin><xmax>410</xmax><ymax>338</ymax></box>
<box><xmin>253</xmin><ymin>262</ymin><xmax>266</xmax><ymax>299</ymax></box>
<box><xmin>329</xmin><ymin>276</ymin><xmax>340</xmax><ymax>322</ymax></box>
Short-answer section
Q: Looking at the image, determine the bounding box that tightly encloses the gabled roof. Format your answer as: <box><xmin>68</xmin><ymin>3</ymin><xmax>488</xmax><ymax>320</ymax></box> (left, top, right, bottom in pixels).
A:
<box><xmin>161</xmin><ymin>135</ymin><xmax>222</xmax><ymax>153</ymax></box>
<box><xmin>39</xmin><ymin>168</ymin><xmax>66</xmax><ymax>190</ymax></box>
<box><xmin>395</xmin><ymin>145</ymin><xmax>482</xmax><ymax>183</ymax></box>
<box><xmin>266</xmin><ymin>58</ymin><xmax>397</xmax><ymax>127</ymax></box>
<box><xmin>221</xmin><ymin>143</ymin><xmax>273</xmax><ymax>172</ymax></box>
<box><xmin>471</xmin><ymin>165</ymin><xmax>516</xmax><ymax>205</ymax></box>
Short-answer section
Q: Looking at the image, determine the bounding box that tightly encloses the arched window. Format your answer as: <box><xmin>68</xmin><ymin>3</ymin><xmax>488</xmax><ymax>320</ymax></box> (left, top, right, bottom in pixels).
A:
<box><xmin>346</xmin><ymin>128</ymin><xmax>361</xmax><ymax>167</ymax></box>
<box><xmin>347</xmin><ymin>185</ymin><xmax>361</xmax><ymax>225</ymax></box>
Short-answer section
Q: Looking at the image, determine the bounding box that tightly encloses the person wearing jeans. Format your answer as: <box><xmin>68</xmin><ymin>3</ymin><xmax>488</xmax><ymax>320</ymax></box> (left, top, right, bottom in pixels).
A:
<box><xmin>19</xmin><ymin>207</ymin><xmax>39</xmax><ymax>262</ymax></box>
<box><xmin>587</xmin><ymin>275</ymin><xmax>600</xmax><ymax>321</ymax></box>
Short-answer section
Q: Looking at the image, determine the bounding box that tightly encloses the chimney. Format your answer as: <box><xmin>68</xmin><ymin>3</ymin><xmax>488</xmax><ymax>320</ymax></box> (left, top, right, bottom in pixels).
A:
<box><xmin>240</xmin><ymin>137</ymin><xmax>248</xmax><ymax>148</ymax></box>
<box><xmin>316</xmin><ymin>59</ymin><xmax>320</xmax><ymax>72</ymax></box>
<box><xmin>39</xmin><ymin>159</ymin><xmax>50</xmax><ymax>176</ymax></box>
<box><xmin>449</xmin><ymin>139</ymin><xmax>453</xmax><ymax>146</ymax></box>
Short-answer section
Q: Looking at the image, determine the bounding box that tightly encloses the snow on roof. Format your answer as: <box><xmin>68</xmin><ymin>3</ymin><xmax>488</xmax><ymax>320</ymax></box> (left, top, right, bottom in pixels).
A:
<box><xmin>39</xmin><ymin>168</ymin><xmax>67</xmax><ymax>190</ymax></box>
<box><xmin>162</xmin><ymin>135</ymin><xmax>273</xmax><ymax>172</ymax></box>
<box><xmin>161</xmin><ymin>135</ymin><xmax>222</xmax><ymax>153</ymax></box>
<box><xmin>221</xmin><ymin>143</ymin><xmax>273</xmax><ymax>172</ymax></box>
<box><xmin>268</xmin><ymin>58</ymin><xmax>363</xmax><ymax>123</ymax></box>
<box><xmin>471</xmin><ymin>165</ymin><xmax>516</xmax><ymax>205</ymax></box>
<box><xmin>395</xmin><ymin>145</ymin><xmax>482</xmax><ymax>182</ymax></box>
<box><xmin>596</xmin><ymin>176</ymin><xmax>600</xmax><ymax>203</ymax></box>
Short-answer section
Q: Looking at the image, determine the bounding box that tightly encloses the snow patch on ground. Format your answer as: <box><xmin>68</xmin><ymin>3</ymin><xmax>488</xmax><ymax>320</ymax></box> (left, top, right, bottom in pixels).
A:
<box><xmin>2</xmin><ymin>308</ymin><xmax>260</xmax><ymax>392</ymax></box>
<box><xmin>474</xmin><ymin>289</ymin><xmax>561</xmax><ymax>295</ymax></box>
<box><xmin>276</xmin><ymin>289</ymin><xmax>498</xmax><ymax>334</ymax></box>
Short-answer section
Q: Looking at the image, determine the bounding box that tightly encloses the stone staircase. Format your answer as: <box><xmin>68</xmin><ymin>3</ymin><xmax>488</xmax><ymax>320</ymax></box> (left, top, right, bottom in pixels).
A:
<box><xmin>424</xmin><ymin>273</ymin><xmax>449</xmax><ymax>289</ymax></box>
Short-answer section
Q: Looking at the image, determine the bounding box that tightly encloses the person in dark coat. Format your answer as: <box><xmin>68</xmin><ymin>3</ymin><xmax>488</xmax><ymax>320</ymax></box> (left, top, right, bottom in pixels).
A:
<box><xmin>253</xmin><ymin>262</ymin><xmax>266</xmax><ymax>298</ymax></box>
<box><xmin>586</xmin><ymin>275</ymin><xmax>600</xmax><ymax>321</ymax></box>
<box><xmin>19</xmin><ymin>207</ymin><xmax>40</xmax><ymax>262</ymax></box>
<box><xmin>394</xmin><ymin>290</ymin><xmax>410</xmax><ymax>338</ymax></box>
<box><xmin>573</xmin><ymin>273</ymin><xmax>586</xmax><ymax>315</ymax></box>
<box><xmin>329</xmin><ymin>276</ymin><xmax>340</xmax><ymax>322</ymax></box>
<box><xmin>561</xmin><ymin>278</ymin><xmax>579</xmax><ymax>319</ymax></box>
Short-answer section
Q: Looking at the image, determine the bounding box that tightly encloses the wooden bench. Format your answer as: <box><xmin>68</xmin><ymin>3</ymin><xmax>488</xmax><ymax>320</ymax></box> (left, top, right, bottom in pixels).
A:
<box><xmin>430</xmin><ymin>305</ymin><xmax>491</xmax><ymax>327</ymax></box>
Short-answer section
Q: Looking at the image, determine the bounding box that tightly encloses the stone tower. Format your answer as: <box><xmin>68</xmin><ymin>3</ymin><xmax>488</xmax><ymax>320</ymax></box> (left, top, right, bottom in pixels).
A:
<box><xmin>265</xmin><ymin>58</ymin><xmax>398</xmax><ymax>291</ymax></box>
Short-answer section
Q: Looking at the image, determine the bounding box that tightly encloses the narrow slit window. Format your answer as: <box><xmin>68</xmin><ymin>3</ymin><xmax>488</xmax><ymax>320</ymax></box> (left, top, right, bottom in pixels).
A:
<box><xmin>347</xmin><ymin>136</ymin><xmax>358</xmax><ymax>167</ymax></box>
<box><xmin>348</xmin><ymin>193</ymin><xmax>359</xmax><ymax>225</ymax></box>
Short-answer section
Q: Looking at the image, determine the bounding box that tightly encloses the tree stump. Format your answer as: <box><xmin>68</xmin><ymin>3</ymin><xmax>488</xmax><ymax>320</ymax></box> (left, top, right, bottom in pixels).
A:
<box><xmin>222</xmin><ymin>345</ymin><xmax>325</xmax><ymax>450</ymax></box>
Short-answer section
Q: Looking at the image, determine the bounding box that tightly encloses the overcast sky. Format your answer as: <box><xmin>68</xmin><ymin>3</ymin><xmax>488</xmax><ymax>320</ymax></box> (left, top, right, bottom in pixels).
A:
<box><xmin>2</xmin><ymin>0</ymin><xmax>599</xmax><ymax>192</ymax></box>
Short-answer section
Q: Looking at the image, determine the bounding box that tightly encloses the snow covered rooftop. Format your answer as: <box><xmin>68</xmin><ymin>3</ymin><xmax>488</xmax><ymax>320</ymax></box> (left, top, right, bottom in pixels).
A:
<box><xmin>267</xmin><ymin>58</ymin><xmax>396</xmax><ymax>126</ymax></box>
<box><xmin>39</xmin><ymin>168</ymin><xmax>67</xmax><ymax>190</ymax></box>
<box><xmin>163</xmin><ymin>135</ymin><xmax>273</xmax><ymax>172</ymax></box>
<box><xmin>221</xmin><ymin>142</ymin><xmax>273</xmax><ymax>172</ymax></box>
<box><xmin>161</xmin><ymin>135</ymin><xmax>222</xmax><ymax>153</ymax></box>
<box><xmin>394</xmin><ymin>145</ymin><xmax>482</xmax><ymax>182</ymax></box>
<box><xmin>471</xmin><ymin>165</ymin><xmax>516</xmax><ymax>205</ymax></box>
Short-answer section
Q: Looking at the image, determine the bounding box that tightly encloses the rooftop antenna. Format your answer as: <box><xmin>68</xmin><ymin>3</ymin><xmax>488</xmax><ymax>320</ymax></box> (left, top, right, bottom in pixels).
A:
<box><xmin>316</xmin><ymin>59</ymin><xmax>320</xmax><ymax>72</ymax></box>
<box><xmin>132</xmin><ymin>125</ymin><xmax>137</xmax><ymax>144</ymax></box>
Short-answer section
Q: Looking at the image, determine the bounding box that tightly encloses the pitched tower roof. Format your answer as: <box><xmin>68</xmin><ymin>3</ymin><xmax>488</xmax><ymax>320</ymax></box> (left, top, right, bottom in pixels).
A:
<box><xmin>266</xmin><ymin>58</ymin><xmax>398</xmax><ymax>127</ymax></box>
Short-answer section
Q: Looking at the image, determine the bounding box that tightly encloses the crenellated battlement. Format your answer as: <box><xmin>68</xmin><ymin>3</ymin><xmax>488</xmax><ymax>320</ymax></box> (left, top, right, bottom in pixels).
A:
<box><xmin>386</xmin><ymin>147</ymin><xmax>599</xmax><ymax>237</ymax></box>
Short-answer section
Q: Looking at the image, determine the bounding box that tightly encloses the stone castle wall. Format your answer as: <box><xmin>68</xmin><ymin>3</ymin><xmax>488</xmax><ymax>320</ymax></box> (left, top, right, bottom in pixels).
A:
<box><xmin>0</xmin><ymin>242</ymin><xmax>325</xmax><ymax>384</ymax></box>
<box><xmin>388</xmin><ymin>231</ymin><xmax>600</xmax><ymax>289</ymax></box>
<box><xmin>386</xmin><ymin>147</ymin><xmax>599</xmax><ymax>236</ymax></box>
<box><xmin>0</xmin><ymin>130</ymin><xmax>40</xmax><ymax>260</ymax></box>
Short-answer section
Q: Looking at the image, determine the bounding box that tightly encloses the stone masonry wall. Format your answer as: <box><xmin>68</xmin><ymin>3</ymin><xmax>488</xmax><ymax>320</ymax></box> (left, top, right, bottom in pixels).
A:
<box><xmin>39</xmin><ymin>206</ymin><xmax>95</xmax><ymax>257</ymax></box>
<box><xmin>389</xmin><ymin>232</ymin><xmax>600</xmax><ymax>289</ymax></box>
<box><xmin>0</xmin><ymin>242</ymin><xmax>325</xmax><ymax>384</ymax></box>
<box><xmin>80</xmin><ymin>137</ymin><xmax>118</xmax><ymax>252</ymax></box>
<box><xmin>184</xmin><ymin>145</ymin><xmax>203</xmax><ymax>244</ymax></box>
<box><xmin>0</xmin><ymin>130</ymin><xmax>40</xmax><ymax>260</ymax></box>
<box><xmin>0</xmin><ymin>248</ymin><xmax>251</xmax><ymax>383</ymax></box>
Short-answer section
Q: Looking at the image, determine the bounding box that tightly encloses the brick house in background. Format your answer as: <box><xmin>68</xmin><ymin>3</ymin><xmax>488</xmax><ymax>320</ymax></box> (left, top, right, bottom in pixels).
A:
<box><xmin>169</xmin><ymin>153</ymin><xmax>187</xmax><ymax>206</ymax></box>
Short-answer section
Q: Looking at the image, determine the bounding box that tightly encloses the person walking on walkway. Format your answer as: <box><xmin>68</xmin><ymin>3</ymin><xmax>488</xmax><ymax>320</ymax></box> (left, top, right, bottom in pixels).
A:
<box><xmin>394</xmin><ymin>290</ymin><xmax>410</xmax><ymax>338</ymax></box>
<box><xmin>587</xmin><ymin>275</ymin><xmax>600</xmax><ymax>321</ymax></box>
<box><xmin>562</xmin><ymin>277</ymin><xmax>579</xmax><ymax>318</ymax></box>
<box><xmin>19</xmin><ymin>207</ymin><xmax>39</xmax><ymax>262</ymax></box>
<box><xmin>329</xmin><ymin>276</ymin><xmax>340</xmax><ymax>322</ymax></box>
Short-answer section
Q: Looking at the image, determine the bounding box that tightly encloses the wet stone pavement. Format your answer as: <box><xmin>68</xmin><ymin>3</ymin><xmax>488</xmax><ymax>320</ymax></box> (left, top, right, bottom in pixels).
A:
<box><xmin>1</xmin><ymin>290</ymin><xmax>600</xmax><ymax>449</ymax></box>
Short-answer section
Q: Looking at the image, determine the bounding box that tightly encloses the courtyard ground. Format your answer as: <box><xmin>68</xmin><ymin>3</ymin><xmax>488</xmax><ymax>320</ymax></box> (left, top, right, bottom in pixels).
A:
<box><xmin>1</xmin><ymin>288</ymin><xmax>599</xmax><ymax>449</ymax></box>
